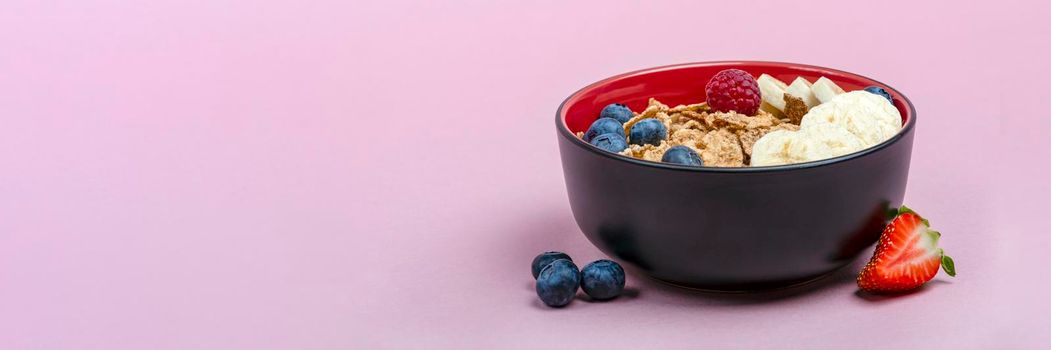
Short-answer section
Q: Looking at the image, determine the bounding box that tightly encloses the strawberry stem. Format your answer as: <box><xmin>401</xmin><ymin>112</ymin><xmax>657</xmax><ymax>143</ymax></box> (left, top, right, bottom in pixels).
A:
<box><xmin>898</xmin><ymin>205</ymin><xmax>930</xmax><ymax>226</ymax></box>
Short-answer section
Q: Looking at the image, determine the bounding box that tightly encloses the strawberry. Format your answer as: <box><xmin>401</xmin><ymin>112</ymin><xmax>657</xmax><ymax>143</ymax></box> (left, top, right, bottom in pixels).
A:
<box><xmin>857</xmin><ymin>206</ymin><xmax>956</xmax><ymax>293</ymax></box>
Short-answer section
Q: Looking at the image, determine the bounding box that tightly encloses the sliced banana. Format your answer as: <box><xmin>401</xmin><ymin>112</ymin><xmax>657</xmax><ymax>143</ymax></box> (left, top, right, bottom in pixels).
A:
<box><xmin>760</xmin><ymin>101</ymin><xmax>786</xmax><ymax>118</ymax></box>
<box><xmin>750</xmin><ymin>130</ymin><xmax>803</xmax><ymax>166</ymax></box>
<box><xmin>757</xmin><ymin>74</ymin><xmax>789</xmax><ymax>112</ymax></box>
<box><xmin>847</xmin><ymin>90</ymin><xmax>902</xmax><ymax>129</ymax></box>
<box><xmin>785</xmin><ymin>77</ymin><xmax>819</xmax><ymax>108</ymax></box>
<box><xmin>800</xmin><ymin>91</ymin><xmax>901</xmax><ymax>146</ymax></box>
<box><xmin>801</xmin><ymin>123</ymin><xmax>866</xmax><ymax>157</ymax></box>
<box><xmin>811</xmin><ymin>77</ymin><xmax>845</xmax><ymax>104</ymax></box>
<box><xmin>751</xmin><ymin>130</ymin><xmax>829</xmax><ymax>166</ymax></box>
<box><xmin>751</xmin><ymin>89</ymin><xmax>904</xmax><ymax>166</ymax></box>
<box><xmin>750</xmin><ymin>124</ymin><xmax>863</xmax><ymax>166</ymax></box>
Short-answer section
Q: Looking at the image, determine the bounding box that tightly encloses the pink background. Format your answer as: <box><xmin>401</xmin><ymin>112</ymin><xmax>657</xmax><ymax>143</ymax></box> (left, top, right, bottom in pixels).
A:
<box><xmin>1</xmin><ymin>0</ymin><xmax>1048</xmax><ymax>348</ymax></box>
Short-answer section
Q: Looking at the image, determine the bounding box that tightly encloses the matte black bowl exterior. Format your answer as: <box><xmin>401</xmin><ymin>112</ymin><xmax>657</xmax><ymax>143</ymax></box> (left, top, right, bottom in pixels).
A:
<box><xmin>556</xmin><ymin>62</ymin><xmax>915</xmax><ymax>291</ymax></box>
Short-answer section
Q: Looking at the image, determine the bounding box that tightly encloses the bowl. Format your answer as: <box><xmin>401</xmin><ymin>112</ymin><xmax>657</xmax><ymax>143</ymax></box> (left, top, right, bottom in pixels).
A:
<box><xmin>555</xmin><ymin>61</ymin><xmax>915</xmax><ymax>291</ymax></box>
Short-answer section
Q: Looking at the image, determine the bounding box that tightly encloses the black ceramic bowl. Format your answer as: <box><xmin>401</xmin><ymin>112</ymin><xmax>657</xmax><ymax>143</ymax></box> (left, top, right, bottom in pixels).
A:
<box><xmin>556</xmin><ymin>61</ymin><xmax>915</xmax><ymax>291</ymax></box>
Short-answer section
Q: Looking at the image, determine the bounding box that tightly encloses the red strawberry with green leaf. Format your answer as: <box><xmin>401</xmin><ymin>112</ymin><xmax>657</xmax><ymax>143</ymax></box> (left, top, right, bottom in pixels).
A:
<box><xmin>857</xmin><ymin>206</ymin><xmax>956</xmax><ymax>293</ymax></box>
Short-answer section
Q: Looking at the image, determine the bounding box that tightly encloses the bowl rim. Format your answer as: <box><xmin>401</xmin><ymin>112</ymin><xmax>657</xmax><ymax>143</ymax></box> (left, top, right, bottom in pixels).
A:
<box><xmin>556</xmin><ymin>60</ymin><xmax>917</xmax><ymax>173</ymax></box>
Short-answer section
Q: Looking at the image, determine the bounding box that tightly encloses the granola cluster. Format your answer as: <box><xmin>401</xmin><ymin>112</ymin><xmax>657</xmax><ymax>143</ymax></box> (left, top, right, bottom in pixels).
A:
<box><xmin>580</xmin><ymin>98</ymin><xmax>800</xmax><ymax>167</ymax></box>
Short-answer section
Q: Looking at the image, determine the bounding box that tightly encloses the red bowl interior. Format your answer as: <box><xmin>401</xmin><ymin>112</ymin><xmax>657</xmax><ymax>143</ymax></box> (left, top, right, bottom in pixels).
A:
<box><xmin>560</xmin><ymin>61</ymin><xmax>912</xmax><ymax>134</ymax></box>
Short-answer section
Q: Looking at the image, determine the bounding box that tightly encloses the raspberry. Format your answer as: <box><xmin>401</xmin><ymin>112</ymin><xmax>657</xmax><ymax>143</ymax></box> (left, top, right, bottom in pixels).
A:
<box><xmin>704</xmin><ymin>69</ymin><xmax>761</xmax><ymax>115</ymax></box>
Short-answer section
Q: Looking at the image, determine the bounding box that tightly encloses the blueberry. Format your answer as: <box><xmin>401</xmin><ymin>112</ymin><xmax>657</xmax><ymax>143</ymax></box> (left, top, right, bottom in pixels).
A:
<box><xmin>580</xmin><ymin>259</ymin><xmax>626</xmax><ymax>300</ymax></box>
<box><xmin>599</xmin><ymin>103</ymin><xmax>633</xmax><ymax>124</ymax></box>
<box><xmin>583</xmin><ymin>117</ymin><xmax>625</xmax><ymax>142</ymax></box>
<box><xmin>661</xmin><ymin>145</ymin><xmax>703</xmax><ymax>166</ymax></box>
<box><xmin>628</xmin><ymin>119</ymin><xmax>667</xmax><ymax>146</ymax></box>
<box><xmin>535</xmin><ymin>259</ymin><xmax>580</xmax><ymax>307</ymax></box>
<box><xmin>863</xmin><ymin>86</ymin><xmax>893</xmax><ymax>103</ymax></box>
<box><xmin>531</xmin><ymin>251</ymin><xmax>572</xmax><ymax>279</ymax></box>
<box><xmin>589</xmin><ymin>133</ymin><xmax>628</xmax><ymax>153</ymax></box>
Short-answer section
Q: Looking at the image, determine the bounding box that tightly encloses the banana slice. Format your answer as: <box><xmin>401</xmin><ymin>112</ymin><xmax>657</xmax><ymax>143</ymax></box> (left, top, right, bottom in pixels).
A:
<box><xmin>750</xmin><ymin>130</ymin><xmax>830</xmax><ymax>166</ymax></box>
<box><xmin>750</xmin><ymin>130</ymin><xmax>803</xmax><ymax>166</ymax></box>
<box><xmin>800</xmin><ymin>91</ymin><xmax>901</xmax><ymax>146</ymax></box>
<box><xmin>757</xmin><ymin>74</ymin><xmax>789</xmax><ymax>112</ymax></box>
<box><xmin>848</xmin><ymin>90</ymin><xmax>902</xmax><ymax>129</ymax></box>
<box><xmin>760</xmin><ymin>101</ymin><xmax>786</xmax><ymax>118</ymax></box>
<box><xmin>785</xmin><ymin>77</ymin><xmax>819</xmax><ymax>108</ymax></box>
<box><xmin>751</xmin><ymin>90</ymin><xmax>903</xmax><ymax>166</ymax></box>
<box><xmin>801</xmin><ymin>123</ymin><xmax>866</xmax><ymax>157</ymax></box>
<box><xmin>750</xmin><ymin>124</ymin><xmax>863</xmax><ymax>166</ymax></box>
<box><xmin>811</xmin><ymin>77</ymin><xmax>845</xmax><ymax>104</ymax></box>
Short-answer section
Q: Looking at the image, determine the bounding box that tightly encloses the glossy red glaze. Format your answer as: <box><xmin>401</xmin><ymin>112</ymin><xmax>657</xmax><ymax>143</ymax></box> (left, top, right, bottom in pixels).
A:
<box><xmin>561</xmin><ymin>61</ymin><xmax>911</xmax><ymax>134</ymax></box>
